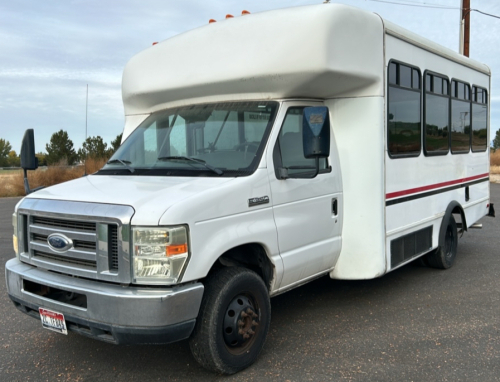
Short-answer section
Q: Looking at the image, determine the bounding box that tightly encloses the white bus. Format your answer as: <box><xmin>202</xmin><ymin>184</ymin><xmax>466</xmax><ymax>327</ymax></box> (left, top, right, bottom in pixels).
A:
<box><xmin>7</xmin><ymin>3</ymin><xmax>492</xmax><ymax>374</ymax></box>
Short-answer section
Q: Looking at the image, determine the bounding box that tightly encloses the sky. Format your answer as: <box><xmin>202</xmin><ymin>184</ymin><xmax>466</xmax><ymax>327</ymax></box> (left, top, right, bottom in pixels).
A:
<box><xmin>1</xmin><ymin>0</ymin><xmax>499</xmax><ymax>154</ymax></box>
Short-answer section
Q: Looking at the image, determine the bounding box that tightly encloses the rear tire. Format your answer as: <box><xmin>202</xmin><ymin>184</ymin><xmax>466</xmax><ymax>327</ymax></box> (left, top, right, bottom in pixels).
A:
<box><xmin>189</xmin><ymin>266</ymin><xmax>271</xmax><ymax>374</ymax></box>
<box><xmin>425</xmin><ymin>214</ymin><xmax>458</xmax><ymax>269</ymax></box>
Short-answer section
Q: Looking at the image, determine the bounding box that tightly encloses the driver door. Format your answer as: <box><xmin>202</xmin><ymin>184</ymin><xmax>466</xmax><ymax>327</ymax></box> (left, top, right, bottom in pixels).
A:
<box><xmin>267</xmin><ymin>101</ymin><xmax>342</xmax><ymax>291</ymax></box>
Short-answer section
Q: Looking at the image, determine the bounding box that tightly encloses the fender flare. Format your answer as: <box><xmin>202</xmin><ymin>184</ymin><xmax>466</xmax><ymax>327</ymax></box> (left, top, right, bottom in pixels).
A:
<box><xmin>439</xmin><ymin>201</ymin><xmax>466</xmax><ymax>247</ymax></box>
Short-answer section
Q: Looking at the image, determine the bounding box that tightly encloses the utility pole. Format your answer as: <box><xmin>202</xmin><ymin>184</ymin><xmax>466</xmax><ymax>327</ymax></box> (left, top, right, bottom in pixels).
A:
<box><xmin>459</xmin><ymin>0</ymin><xmax>470</xmax><ymax>57</ymax></box>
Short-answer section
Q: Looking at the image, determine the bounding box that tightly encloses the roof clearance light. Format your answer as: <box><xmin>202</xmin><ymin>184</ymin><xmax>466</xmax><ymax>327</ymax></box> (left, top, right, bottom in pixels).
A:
<box><xmin>152</xmin><ymin>42</ymin><xmax>158</xmax><ymax>45</ymax></box>
<box><xmin>242</xmin><ymin>10</ymin><xmax>250</xmax><ymax>15</ymax></box>
<box><xmin>226</xmin><ymin>14</ymin><xmax>234</xmax><ymax>19</ymax></box>
<box><xmin>209</xmin><ymin>19</ymin><xmax>216</xmax><ymax>23</ymax></box>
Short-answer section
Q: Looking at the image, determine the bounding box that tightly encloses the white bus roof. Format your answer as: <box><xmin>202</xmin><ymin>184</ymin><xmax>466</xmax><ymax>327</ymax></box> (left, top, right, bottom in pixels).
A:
<box><xmin>122</xmin><ymin>3</ymin><xmax>490</xmax><ymax>116</ymax></box>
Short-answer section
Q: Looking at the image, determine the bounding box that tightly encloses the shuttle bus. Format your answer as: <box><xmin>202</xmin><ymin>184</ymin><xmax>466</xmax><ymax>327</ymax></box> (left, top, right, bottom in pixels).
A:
<box><xmin>7</xmin><ymin>3</ymin><xmax>493</xmax><ymax>374</ymax></box>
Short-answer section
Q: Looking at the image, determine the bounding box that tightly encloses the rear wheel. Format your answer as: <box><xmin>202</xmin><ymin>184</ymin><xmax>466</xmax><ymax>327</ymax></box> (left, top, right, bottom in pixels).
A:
<box><xmin>189</xmin><ymin>266</ymin><xmax>271</xmax><ymax>374</ymax></box>
<box><xmin>425</xmin><ymin>214</ymin><xmax>458</xmax><ymax>269</ymax></box>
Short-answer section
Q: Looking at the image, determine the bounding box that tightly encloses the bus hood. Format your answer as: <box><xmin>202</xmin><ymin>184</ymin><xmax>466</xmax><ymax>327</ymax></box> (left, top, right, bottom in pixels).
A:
<box><xmin>26</xmin><ymin>175</ymin><xmax>235</xmax><ymax>225</ymax></box>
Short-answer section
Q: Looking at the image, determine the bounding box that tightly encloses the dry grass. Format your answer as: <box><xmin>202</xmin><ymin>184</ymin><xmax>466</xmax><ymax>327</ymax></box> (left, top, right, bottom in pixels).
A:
<box><xmin>490</xmin><ymin>166</ymin><xmax>500</xmax><ymax>175</ymax></box>
<box><xmin>491</xmin><ymin>150</ymin><xmax>500</xmax><ymax>169</ymax></box>
<box><xmin>0</xmin><ymin>158</ymin><xmax>108</xmax><ymax>198</ymax></box>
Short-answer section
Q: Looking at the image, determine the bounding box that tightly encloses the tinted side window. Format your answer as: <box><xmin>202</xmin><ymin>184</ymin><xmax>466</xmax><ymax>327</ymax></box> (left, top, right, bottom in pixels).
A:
<box><xmin>388</xmin><ymin>62</ymin><xmax>421</xmax><ymax>157</ymax></box>
<box><xmin>471</xmin><ymin>86</ymin><xmax>488</xmax><ymax>152</ymax></box>
<box><xmin>451</xmin><ymin>80</ymin><xmax>471</xmax><ymax>154</ymax></box>
<box><xmin>275</xmin><ymin>107</ymin><xmax>327</xmax><ymax>178</ymax></box>
<box><xmin>424</xmin><ymin>73</ymin><xmax>450</xmax><ymax>155</ymax></box>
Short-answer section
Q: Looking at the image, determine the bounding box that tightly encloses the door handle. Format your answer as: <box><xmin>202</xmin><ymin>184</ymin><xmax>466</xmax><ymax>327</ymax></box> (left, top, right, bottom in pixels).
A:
<box><xmin>332</xmin><ymin>198</ymin><xmax>338</xmax><ymax>216</ymax></box>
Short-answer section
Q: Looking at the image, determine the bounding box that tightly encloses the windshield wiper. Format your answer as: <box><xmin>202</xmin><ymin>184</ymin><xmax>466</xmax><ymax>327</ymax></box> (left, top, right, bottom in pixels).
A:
<box><xmin>106</xmin><ymin>159</ymin><xmax>135</xmax><ymax>173</ymax></box>
<box><xmin>157</xmin><ymin>156</ymin><xmax>223</xmax><ymax>175</ymax></box>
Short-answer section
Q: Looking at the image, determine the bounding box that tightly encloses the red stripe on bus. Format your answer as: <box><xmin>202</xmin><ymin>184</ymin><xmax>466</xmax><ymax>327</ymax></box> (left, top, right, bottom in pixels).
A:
<box><xmin>386</xmin><ymin>173</ymin><xmax>489</xmax><ymax>200</ymax></box>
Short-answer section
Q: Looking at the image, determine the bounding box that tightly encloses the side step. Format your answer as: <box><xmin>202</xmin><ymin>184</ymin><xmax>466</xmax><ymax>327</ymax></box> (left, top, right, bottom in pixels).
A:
<box><xmin>457</xmin><ymin>223</ymin><xmax>483</xmax><ymax>230</ymax></box>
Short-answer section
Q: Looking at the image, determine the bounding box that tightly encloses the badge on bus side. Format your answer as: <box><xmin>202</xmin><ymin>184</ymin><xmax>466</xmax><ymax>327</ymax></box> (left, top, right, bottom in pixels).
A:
<box><xmin>248</xmin><ymin>196</ymin><xmax>270</xmax><ymax>207</ymax></box>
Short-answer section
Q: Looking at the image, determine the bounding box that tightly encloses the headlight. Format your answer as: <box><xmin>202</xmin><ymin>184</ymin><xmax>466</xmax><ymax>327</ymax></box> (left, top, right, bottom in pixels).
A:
<box><xmin>12</xmin><ymin>213</ymin><xmax>19</xmax><ymax>257</ymax></box>
<box><xmin>132</xmin><ymin>226</ymin><xmax>189</xmax><ymax>285</ymax></box>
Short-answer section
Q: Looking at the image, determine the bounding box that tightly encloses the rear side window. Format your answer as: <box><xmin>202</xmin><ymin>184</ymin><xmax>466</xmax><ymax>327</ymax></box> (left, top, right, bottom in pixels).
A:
<box><xmin>450</xmin><ymin>80</ymin><xmax>471</xmax><ymax>154</ymax></box>
<box><xmin>471</xmin><ymin>86</ymin><xmax>488</xmax><ymax>152</ymax></box>
<box><xmin>424</xmin><ymin>72</ymin><xmax>450</xmax><ymax>155</ymax></box>
<box><xmin>388</xmin><ymin>61</ymin><xmax>421</xmax><ymax>157</ymax></box>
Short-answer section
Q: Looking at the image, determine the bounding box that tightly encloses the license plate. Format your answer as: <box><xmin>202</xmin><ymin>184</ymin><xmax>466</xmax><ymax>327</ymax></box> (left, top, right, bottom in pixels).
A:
<box><xmin>39</xmin><ymin>308</ymin><xmax>68</xmax><ymax>335</ymax></box>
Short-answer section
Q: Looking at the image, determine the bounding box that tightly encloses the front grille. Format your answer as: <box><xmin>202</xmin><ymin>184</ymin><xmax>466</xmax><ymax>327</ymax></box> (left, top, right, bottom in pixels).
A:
<box><xmin>34</xmin><ymin>250</ymin><xmax>97</xmax><ymax>269</ymax></box>
<box><xmin>108</xmin><ymin>225</ymin><xmax>119</xmax><ymax>271</ymax></box>
<box><xmin>74</xmin><ymin>240</ymin><xmax>97</xmax><ymax>250</ymax></box>
<box><xmin>17</xmin><ymin>199</ymin><xmax>132</xmax><ymax>283</ymax></box>
<box><xmin>32</xmin><ymin>233</ymin><xmax>47</xmax><ymax>242</ymax></box>
<box><xmin>32</xmin><ymin>216</ymin><xmax>96</xmax><ymax>232</ymax></box>
<box><xmin>33</xmin><ymin>233</ymin><xmax>97</xmax><ymax>251</ymax></box>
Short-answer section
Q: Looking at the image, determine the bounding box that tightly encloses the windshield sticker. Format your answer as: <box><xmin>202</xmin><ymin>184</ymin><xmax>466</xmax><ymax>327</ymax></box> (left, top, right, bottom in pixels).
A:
<box><xmin>248</xmin><ymin>113</ymin><xmax>270</xmax><ymax>121</ymax></box>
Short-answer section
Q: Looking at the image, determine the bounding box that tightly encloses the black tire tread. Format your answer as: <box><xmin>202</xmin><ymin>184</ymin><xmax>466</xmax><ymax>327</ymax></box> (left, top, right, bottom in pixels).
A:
<box><xmin>426</xmin><ymin>215</ymin><xmax>458</xmax><ymax>269</ymax></box>
<box><xmin>189</xmin><ymin>266</ymin><xmax>270</xmax><ymax>374</ymax></box>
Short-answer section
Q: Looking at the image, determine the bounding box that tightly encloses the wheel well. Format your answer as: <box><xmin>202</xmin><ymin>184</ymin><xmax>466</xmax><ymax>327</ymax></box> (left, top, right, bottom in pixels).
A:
<box><xmin>208</xmin><ymin>244</ymin><xmax>274</xmax><ymax>291</ymax></box>
<box><xmin>451</xmin><ymin>204</ymin><xmax>467</xmax><ymax>232</ymax></box>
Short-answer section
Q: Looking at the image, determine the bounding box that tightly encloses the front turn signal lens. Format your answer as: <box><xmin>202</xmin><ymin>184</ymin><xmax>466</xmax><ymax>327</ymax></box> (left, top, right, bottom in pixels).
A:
<box><xmin>12</xmin><ymin>213</ymin><xmax>19</xmax><ymax>257</ymax></box>
<box><xmin>132</xmin><ymin>226</ymin><xmax>189</xmax><ymax>285</ymax></box>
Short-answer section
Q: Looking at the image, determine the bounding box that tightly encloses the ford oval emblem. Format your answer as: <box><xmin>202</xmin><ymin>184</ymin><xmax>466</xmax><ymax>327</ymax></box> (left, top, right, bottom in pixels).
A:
<box><xmin>47</xmin><ymin>233</ymin><xmax>73</xmax><ymax>252</ymax></box>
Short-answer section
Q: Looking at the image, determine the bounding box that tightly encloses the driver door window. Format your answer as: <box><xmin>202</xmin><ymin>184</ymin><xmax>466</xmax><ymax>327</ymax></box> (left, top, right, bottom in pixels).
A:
<box><xmin>275</xmin><ymin>107</ymin><xmax>328</xmax><ymax>177</ymax></box>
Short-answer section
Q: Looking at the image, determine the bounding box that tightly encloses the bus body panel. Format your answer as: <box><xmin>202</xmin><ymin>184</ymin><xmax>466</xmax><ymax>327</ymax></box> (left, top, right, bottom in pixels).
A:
<box><xmin>384</xmin><ymin>32</ymin><xmax>490</xmax><ymax>271</ymax></box>
<box><xmin>328</xmin><ymin>96</ymin><xmax>387</xmax><ymax>280</ymax></box>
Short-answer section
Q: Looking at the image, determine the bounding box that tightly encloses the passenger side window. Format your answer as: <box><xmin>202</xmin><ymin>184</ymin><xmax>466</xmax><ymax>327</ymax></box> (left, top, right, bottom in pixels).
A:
<box><xmin>388</xmin><ymin>61</ymin><xmax>422</xmax><ymax>157</ymax></box>
<box><xmin>424</xmin><ymin>72</ymin><xmax>450</xmax><ymax>155</ymax></box>
<box><xmin>450</xmin><ymin>80</ymin><xmax>471</xmax><ymax>154</ymax></box>
<box><xmin>471</xmin><ymin>86</ymin><xmax>488</xmax><ymax>152</ymax></box>
<box><xmin>274</xmin><ymin>107</ymin><xmax>328</xmax><ymax>178</ymax></box>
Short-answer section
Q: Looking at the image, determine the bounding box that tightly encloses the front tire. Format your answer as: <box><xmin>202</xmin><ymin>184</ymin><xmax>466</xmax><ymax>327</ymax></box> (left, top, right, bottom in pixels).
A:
<box><xmin>189</xmin><ymin>267</ymin><xmax>271</xmax><ymax>374</ymax></box>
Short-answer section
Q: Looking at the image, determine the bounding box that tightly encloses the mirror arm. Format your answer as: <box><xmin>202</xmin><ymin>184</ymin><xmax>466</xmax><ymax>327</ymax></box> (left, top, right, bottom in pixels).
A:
<box><xmin>300</xmin><ymin>157</ymin><xmax>319</xmax><ymax>179</ymax></box>
<box><xmin>312</xmin><ymin>157</ymin><xmax>319</xmax><ymax>178</ymax></box>
<box><xmin>278</xmin><ymin>158</ymin><xmax>320</xmax><ymax>180</ymax></box>
<box><xmin>23</xmin><ymin>169</ymin><xmax>32</xmax><ymax>195</ymax></box>
<box><xmin>277</xmin><ymin>167</ymin><xmax>289</xmax><ymax>180</ymax></box>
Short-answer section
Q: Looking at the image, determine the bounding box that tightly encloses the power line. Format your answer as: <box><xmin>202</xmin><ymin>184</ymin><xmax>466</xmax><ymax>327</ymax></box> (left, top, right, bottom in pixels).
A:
<box><xmin>357</xmin><ymin>0</ymin><xmax>500</xmax><ymax>19</ymax></box>
<box><xmin>474</xmin><ymin>9</ymin><xmax>500</xmax><ymax>20</ymax></box>
<box><xmin>361</xmin><ymin>0</ymin><xmax>458</xmax><ymax>9</ymax></box>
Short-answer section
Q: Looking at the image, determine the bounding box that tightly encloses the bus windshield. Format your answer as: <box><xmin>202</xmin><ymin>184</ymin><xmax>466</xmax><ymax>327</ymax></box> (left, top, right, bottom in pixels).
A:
<box><xmin>99</xmin><ymin>101</ymin><xmax>278</xmax><ymax>177</ymax></box>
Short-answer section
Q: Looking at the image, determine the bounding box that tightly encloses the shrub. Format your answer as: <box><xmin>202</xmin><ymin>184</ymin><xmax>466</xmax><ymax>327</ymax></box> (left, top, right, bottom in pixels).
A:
<box><xmin>490</xmin><ymin>150</ymin><xmax>500</xmax><ymax>167</ymax></box>
<box><xmin>0</xmin><ymin>157</ymin><xmax>109</xmax><ymax>197</ymax></box>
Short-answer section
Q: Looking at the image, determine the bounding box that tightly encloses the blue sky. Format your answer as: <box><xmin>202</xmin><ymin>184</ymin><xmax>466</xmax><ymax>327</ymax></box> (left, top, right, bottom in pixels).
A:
<box><xmin>1</xmin><ymin>0</ymin><xmax>499</xmax><ymax>154</ymax></box>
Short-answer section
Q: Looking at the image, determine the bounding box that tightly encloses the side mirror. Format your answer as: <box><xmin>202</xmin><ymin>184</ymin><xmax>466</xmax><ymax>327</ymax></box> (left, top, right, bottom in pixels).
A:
<box><xmin>303</xmin><ymin>106</ymin><xmax>330</xmax><ymax>158</ymax></box>
<box><xmin>20</xmin><ymin>129</ymin><xmax>38</xmax><ymax>170</ymax></box>
<box><xmin>20</xmin><ymin>129</ymin><xmax>43</xmax><ymax>195</ymax></box>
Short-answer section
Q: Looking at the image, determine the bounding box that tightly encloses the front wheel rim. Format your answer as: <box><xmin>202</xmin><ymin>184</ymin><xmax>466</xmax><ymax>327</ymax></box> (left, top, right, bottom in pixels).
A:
<box><xmin>222</xmin><ymin>294</ymin><xmax>260</xmax><ymax>355</ymax></box>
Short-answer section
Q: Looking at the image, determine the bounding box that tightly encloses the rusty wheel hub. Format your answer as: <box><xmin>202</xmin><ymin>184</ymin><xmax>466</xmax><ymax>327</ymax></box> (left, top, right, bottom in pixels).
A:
<box><xmin>223</xmin><ymin>295</ymin><xmax>259</xmax><ymax>349</ymax></box>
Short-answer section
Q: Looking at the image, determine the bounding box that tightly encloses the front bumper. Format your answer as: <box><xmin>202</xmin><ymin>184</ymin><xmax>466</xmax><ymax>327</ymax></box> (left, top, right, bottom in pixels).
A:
<box><xmin>5</xmin><ymin>258</ymin><xmax>204</xmax><ymax>345</ymax></box>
